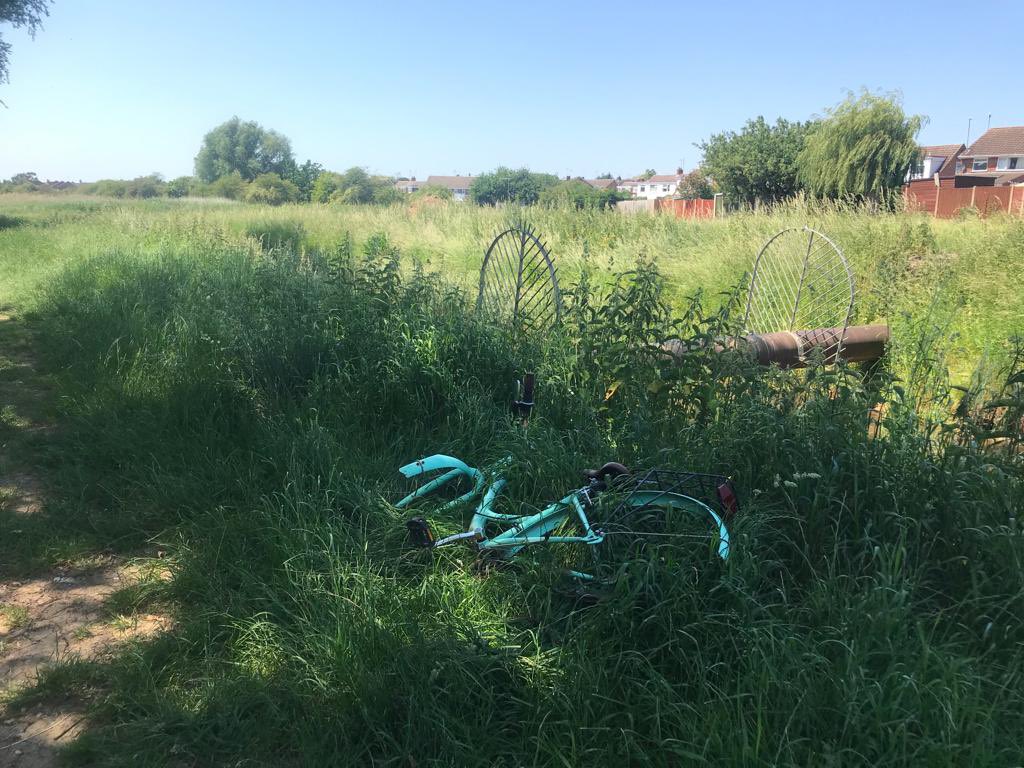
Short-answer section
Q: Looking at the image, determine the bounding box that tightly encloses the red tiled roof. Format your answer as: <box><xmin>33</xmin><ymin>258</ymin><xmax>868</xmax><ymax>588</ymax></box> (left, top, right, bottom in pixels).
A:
<box><xmin>647</xmin><ymin>174</ymin><xmax>682</xmax><ymax>183</ymax></box>
<box><xmin>961</xmin><ymin>126</ymin><xmax>1024</xmax><ymax>157</ymax></box>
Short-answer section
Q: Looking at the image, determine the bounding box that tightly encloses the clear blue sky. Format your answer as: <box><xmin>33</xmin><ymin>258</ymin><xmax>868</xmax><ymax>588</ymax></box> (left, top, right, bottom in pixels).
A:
<box><xmin>2</xmin><ymin>0</ymin><xmax>1022</xmax><ymax>182</ymax></box>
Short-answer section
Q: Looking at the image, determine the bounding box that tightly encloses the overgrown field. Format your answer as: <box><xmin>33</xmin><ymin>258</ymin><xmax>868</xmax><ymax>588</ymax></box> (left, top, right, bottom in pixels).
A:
<box><xmin>1</xmin><ymin>196</ymin><xmax>1023</xmax><ymax>766</ymax></box>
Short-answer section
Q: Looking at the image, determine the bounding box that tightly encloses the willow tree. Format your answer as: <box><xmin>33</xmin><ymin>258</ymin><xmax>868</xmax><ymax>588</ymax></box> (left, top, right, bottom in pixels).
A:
<box><xmin>1</xmin><ymin>0</ymin><xmax>50</xmax><ymax>83</ymax></box>
<box><xmin>798</xmin><ymin>91</ymin><xmax>925</xmax><ymax>199</ymax></box>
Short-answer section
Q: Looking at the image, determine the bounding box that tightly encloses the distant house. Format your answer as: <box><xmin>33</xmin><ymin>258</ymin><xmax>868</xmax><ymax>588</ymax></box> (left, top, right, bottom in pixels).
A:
<box><xmin>904</xmin><ymin>128</ymin><xmax>1024</xmax><ymax>217</ymax></box>
<box><xmin>395</xmin><ymin>175</ymin><xmax>476</xmax><ymax>201</ymax></box>
<box><xmin>584</xmin><ymin>178</ymin><xmax>618</xmax><ymax>191</ymax></box>
<box><xmin>617</xmin><ymin>173</ymin><xmax>683</xmax><ymax>200</ymax></box>
<box><xmin>954</xmin><ymin>126</ymin><xmax>1024</xmax><ymax>187</ymax></box>
<box><xmin>907</xmin><ymin>144</ymin><xmax>964</xmax><ymax>181</ymax></box>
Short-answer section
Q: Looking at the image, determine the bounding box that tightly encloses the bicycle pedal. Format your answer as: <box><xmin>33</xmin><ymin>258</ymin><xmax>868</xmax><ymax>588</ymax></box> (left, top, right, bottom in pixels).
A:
<box><xmin>406</xmin><ymin>517</ymin><xmax>436</xmax><ymax>548</ymax></box>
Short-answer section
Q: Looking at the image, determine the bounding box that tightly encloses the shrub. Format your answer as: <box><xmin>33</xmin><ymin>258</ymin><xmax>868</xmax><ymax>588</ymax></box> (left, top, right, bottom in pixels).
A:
<box><xmin>209</xmin><ymin>171</ymin><xmax>247</xmax><ymax>200</ymax></box>
<box><xmin>245</xmin><ymin>173</ymin><xmax>301</xmax><ymax>206</ymax></box>
<box><xmin>411</xmin><ymin>184</ymin><xmax>453</xmax><ymax>201</ymax></box>
<box><xmin>166</xmin><ymin>176</ymin><xmax>193</xmax><ymax>198</ymax></box>
<box><xmin>538</xmin><ymin>179</ymin><xmax>624</xmax><ymax>209</ymax></box>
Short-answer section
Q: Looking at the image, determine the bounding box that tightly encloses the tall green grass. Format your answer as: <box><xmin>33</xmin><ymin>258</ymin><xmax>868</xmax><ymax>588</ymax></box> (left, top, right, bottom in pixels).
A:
<box><xmin>0</xmin><ymin>197</ymin><xmax>1022</xmax><ymax>765</ymax></box>
<box><xmin>1</xmin><ymin>195</ymin><xmax>1022</xmax><ymax>382</ymax></box>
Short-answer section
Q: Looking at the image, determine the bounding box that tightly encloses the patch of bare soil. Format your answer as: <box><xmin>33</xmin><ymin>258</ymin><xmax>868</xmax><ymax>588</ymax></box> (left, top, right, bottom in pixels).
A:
<box><xmin>0</xmin><ymin>311</ymin><xmax>171</xmax><ymax>766</ymax></box>
<box><xmin>0</xmin><ymin>568</ymin><xmax>170</xmax><ymax>766</ymax></box>
<box><xmin>0</xmin><ymin>562</ymin><xmax>169</xmax><ymax>767</ymax></box>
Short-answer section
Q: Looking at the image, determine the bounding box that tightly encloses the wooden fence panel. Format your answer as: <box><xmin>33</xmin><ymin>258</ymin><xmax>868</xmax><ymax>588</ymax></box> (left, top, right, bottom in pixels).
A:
<box><xmin>616</xmin><ymin>199</ymin><xmax>656</xmax><ymax>215</ymax></box>
<box><xmin>906</xmin><ymin>182</ymin><xmax>1024</xmax><ymax>218</ymax></box>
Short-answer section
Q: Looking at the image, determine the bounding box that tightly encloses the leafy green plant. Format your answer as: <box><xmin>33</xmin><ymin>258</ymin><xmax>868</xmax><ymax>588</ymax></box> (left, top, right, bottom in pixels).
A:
<box><xmin>245</xmin><ymin>173</ymin><xmax>301</xmax><ymax>206</ymax></box>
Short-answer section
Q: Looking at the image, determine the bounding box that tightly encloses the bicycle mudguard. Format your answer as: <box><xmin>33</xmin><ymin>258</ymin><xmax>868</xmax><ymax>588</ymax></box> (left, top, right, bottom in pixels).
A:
<box><xmin>398</xmin><ymin>454</ymin><xmax>477</xmax><ymax>479</ymax></box>
<box><xmin>395</xmin><ymin>454</ymin><xmax>484</xmax><ymax>510</ymax></box>
<box><xmin>624</xmin><ymin>491</ymin><xmax>731</xmax><ymax>560</ymax></box>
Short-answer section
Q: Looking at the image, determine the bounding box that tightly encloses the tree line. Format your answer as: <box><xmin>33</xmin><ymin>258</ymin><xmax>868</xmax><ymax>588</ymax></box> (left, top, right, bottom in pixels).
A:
<box><xmin>2</xmin><ymin>91</ymin><xmax>923</xmax><ymax>208</ymax></box>
<box><xmin>697</xmin><ymin>90</ymin><xmax>923</xmax><ymax>206</ymax></box>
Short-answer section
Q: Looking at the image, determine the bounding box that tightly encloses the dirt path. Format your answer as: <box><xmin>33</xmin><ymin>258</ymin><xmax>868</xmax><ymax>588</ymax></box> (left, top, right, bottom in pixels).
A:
<box><xmin>0</xmin><ymin>310</ymin><xmax>169</xmax><ymax>766</ymax></box>
<box><xmin>0</xmin><ymin>562</ymin><xmax>169</xmax><ymax>767</ymax></box>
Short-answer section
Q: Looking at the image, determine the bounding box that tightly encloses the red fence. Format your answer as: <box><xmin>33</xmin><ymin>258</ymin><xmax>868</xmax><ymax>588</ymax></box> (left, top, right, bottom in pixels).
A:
<box><xmin>905</xmin><ymin>180</ymin><xmax>1024</xmax><ymax>218</ymax></box>
<box><xmin>655</xmin><ymin>197</ymin><xmax>716</xmax><ymax>219</ymax></box>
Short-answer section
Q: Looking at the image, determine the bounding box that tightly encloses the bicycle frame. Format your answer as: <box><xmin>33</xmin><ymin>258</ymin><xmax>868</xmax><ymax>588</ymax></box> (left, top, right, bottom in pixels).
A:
<box><xmin>395</xmin><ymin>455</ymin><xmax>733</xmax><ymax>563</ymax></box>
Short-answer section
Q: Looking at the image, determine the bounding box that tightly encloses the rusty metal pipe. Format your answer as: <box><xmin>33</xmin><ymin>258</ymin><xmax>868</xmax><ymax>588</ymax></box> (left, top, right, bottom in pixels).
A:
<box><xmin>662</xmin><ymin>325</ymin><xmax>890</xmax><ymax>369</ymax></box>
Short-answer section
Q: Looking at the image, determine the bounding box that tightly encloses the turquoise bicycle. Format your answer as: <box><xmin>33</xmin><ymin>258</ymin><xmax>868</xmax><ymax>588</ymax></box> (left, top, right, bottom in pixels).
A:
<box><xmin>396</xmin><ymin>455</ymin><xmax>738</xmax><ymax>580</ymax></box>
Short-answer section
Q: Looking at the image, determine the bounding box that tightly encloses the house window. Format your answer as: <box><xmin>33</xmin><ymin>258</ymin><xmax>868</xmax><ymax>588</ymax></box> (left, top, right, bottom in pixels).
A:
<box><xmin>639</xmin><ymin>185</ymin><xmax>646</xmax><ymax>192</ymax></box>
<box><xmin>996</xmin><ymin>157</ymin><xmax>1020</xmax><ymax>170</ymax></box>
<box><xmin>911</xmin><ymin>158</ymin><xmax>924</xmax><ymax>177</ymax></box>
<box><xmin>972</xmin><ymin>158</ymin><xmax>988</xmax><ymax>172</ymax></box>
<box><xmin>955</xmin><ymin>160</ymin><xmax>965</xmax><ymax>174</ymax></box>
<box><xmin>662</xmin><ymin>185</ymin><xmax>670</xmax><ymax>192</ymax></box>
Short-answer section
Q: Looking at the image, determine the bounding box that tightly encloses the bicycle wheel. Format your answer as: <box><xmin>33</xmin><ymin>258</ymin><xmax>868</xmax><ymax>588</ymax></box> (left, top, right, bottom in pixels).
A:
<box><xmin>589</xmin><ymin>470</ymin><xmax>735</xmax><ymax>579</ymax></box>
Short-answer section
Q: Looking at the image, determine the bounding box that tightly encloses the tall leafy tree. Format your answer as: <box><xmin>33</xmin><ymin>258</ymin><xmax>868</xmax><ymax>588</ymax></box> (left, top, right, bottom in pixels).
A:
<box><xmin>0</xmin><ymin>0</ymin><xmax>49</xmax><ymax>83</ymax></box>
<box><xmin>289</xmin><ymin>160</ymin><xmax>323</xmax><ymax>201</ymax></box>
<box><xmin>194</xmin><ymin>117</ymin><xmax>297</xmax><ymax>183</ymax></box>
<box><xmin>469</xmin><ymin>167</ymin><xmax>558</xmax><ymax>206</ymax></box>
<box><xmin>699</xmin><ymin>117</ymin><xmax>814</xmax><ymax>206</ymax></box>
<box><xmin>798</xmin><ymin>91</ymin><xmax>925</xmax><ymax>199</ymax></box>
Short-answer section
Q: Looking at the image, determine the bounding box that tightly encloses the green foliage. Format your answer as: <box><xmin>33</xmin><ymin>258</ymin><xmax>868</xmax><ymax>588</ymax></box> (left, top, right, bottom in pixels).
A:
<box><xmin>208</xmin><ymin>171</ymin><xmax>247</xmax><ymax>200</ymax></box>
<box><xmin>245</xmin><ymin>173</ymin><xmax>301</xmax><ymax>206</ymax></box>
<box><xmin>244</xmin><ymin>219</ymin><xmax>307</xmax><ymax>251</ymax></box>
<box><xmin>2</xmin><ymin>198</ymin><xmax>1024</xmax><ymax>765</ymax></box>
<box><xmin>410</xmin><ymin>183</ymin><xmax>453</xmax><ymax>201</ymax></box>
<box><xmin>798</xmin><ymin>90</ymin><xmax>925</xmax><ymax>199</ymax></box>
<box><xmin>675</xmin><ymin>167</ymin><xmax>715</xmax><ymax>200</ymax></box>
<box><xmin>700</xmin><ymin>116</ymin><xmax>815</xmax><ymax>206</ymax></box>
<box><xmin>289</xmin><ymin>160</ymin><xmax>323</xmax><ymax>202</ymax></box>
<box><xmin>0</xmin><ymin>171</ymin><xmax>46</xmax><ymax>192</ymax></box>
<box><xmin>82</xmin><ymin>174</ymin><xmax>166</xmax><ymax>199</ymax></box>
<box><xmin>310</xmin><ymin>171</ymin><xmax>343</xmax><ymax>204</ymax></box>
<box><xmin>538</xmin><ymin>179</ymin><xmax>624</xmax><ymax>210</ymax></box>
<box><xmin>638</xmin><ymin>168</ymin><xmax>656</xmax><ymax>180</ymax></box>
<box><xmin>470</xmin><ymin>167</ymin><xmax>559</xmax><ymax>206</ymax></box>
<box><xmin>0</xmin><ymin>0</ymin><xmax>49</xmax><ymax>83</ymax></box>
<box><xmin>8</xmin><ymin>227</ymin><xmax>1022</xmax><ymax>766</ymax></box>
<box><xmin>165</xmin><ymin>176</ymin><xmax>193</xmax><ymax>198</ymax></box>
<box><xmin>194</xmin><ymin>117</ymin><xmax>297</xmax><ymax>183</ymax></box>
<box><xmin>312</xmin><ymin>168</ymin><xmax>399</xmax><ymax>205</ymax></box>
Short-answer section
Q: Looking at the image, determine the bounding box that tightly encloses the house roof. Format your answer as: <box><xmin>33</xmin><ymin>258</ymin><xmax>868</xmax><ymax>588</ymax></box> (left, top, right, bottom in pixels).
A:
<box><xmin>920</xmin><ymin>144</ymin><xmax>964</xmax><ymax>159</ymax></box>
<box><xmin>425</xmin><ymin>175</ymin><xmax>476</xmax><ymax>190</ymax></box>
<box><xmin>961</xmin><ymin>126</ymin><xmax>1024</xmax><ymax>158</ymax></box>
<box><xmin>584</xmin><ymin>178</ymin><xmax>617</xmax><ymax>190</ymax></box>
<box><xmin>933</xmin><ymin>144</ymin><xmax>966</xmax><ymax>179</ymax></box>
<box><xmin>619</xmin><ymin>175</ymin><xmax>681</xmax><ymax>186</ymax></box>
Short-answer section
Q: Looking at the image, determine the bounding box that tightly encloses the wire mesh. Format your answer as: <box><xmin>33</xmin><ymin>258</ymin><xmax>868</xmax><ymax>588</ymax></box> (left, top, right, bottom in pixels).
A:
<box><xmin>476</xmin><ymin>224</ymin><xmax>561</xmax><ymax>331</ymax></box>
<box><xmin>743</xmin><ymin>227</ymin><xmax>855</xmax><ymax>363</ymax></box>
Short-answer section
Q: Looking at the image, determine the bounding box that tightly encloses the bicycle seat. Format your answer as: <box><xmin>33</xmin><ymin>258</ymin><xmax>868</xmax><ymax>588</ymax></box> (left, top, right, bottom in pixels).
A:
<box><xmin>582</xmin><ymin>462</ymin><xmax>630</xmax><ymax>481</ymax></box>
